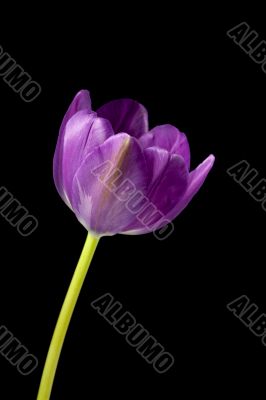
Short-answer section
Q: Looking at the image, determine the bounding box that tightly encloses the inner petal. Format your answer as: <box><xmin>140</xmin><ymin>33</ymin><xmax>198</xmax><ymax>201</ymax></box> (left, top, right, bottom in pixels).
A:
<box><xmin>97</xmin><ymin>98</ymin><xmax>149</xmax><ymax>138</ymax></box>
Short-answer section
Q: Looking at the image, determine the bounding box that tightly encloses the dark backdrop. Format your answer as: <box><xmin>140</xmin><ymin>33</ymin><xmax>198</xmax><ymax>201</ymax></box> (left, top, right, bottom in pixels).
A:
<box><xmin>0</xmin><ymin>7</ymin><xmax>265</xmax><ymax>399</ymax></box>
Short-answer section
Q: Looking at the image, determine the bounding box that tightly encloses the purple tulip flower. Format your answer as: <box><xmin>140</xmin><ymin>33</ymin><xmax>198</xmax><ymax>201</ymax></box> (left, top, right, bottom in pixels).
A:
<box><xmin>53</xmin><ymin>90</ymin><xmax>214</xmax><ymax>236</ymax></box>
<box><xmin>38</xmin><ymin>91</ymin><xmax>215</xmax><ymax>398</ymax></box>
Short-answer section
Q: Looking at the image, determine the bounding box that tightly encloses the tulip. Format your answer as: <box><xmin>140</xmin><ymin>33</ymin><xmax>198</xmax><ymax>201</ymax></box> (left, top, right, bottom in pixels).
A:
<box><xmin>53</xmin><ymin>90</ymin><xmax>214</xmax><ymax>236</ymax></box>
<box><xmin>37</xmin><ymin>90</ymin><xmax>214</xmax><ymax>400</ymax></box>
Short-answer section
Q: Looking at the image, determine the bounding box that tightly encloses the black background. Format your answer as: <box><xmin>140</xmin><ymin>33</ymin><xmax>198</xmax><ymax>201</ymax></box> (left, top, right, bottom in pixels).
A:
<box><xmin>0</xmin><ymin>7</ymin><xmax>266</xmax><ymax>399</ymax></box>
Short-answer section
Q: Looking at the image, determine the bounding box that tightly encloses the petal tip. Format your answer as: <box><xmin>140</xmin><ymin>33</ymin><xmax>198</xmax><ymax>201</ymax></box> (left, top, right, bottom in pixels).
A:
<box><xmin>205</xmin><ymin>154</ymin><xmax>215</xmax><ymax>169</ymax></box>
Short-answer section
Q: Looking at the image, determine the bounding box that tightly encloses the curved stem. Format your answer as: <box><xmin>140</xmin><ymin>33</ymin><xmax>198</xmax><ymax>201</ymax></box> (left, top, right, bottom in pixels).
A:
<box><xmin>37</xmin><ymin>232</ymin><xmax>100</xmax><ymax>400</ymax></box>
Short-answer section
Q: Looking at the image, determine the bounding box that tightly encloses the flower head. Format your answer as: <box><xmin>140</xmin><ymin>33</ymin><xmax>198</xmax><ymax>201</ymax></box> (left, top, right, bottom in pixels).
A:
<box><xmin>53</xmin><ymin>90</ymin><xmax>214</xmax><ymax>236</ymax></box>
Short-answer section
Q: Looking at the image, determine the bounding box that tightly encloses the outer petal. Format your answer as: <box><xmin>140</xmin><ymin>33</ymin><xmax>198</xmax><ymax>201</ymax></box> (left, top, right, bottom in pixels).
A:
<box><xmin>61</xmin><ymin>90</ymin><xmax>91</xmax><ymax>128</ymax></box>
<box><xmin>123</xmin><ymin>154</ymin><xmax>214</xmax><ymax>235</ymax></box>
<box><xmin>144</xmin><ymin>147</ymin><xmax>170</xmax><ymax>189</ymax></box>
<box><xmin>53</xmin><ymin>90</ymin><xmax>92</xmax><ymax>202</ymax></box>
<box><xmin>54</xmin><ymin>110</ymin><xmax>114</xmax><ymax>205</ymax></box>
<box><xmin>139</xmin><ymin>125</ymin><xmax>190</xmax><ymax>169</ymax></box>
<box><xmin>171</xmin><ymin>131</ymin><xmax>190</xmax><ymax>169</ymax></box>
<box><xmin>122</xmin><ymin>149</ymin><xmax>188</xmax><ymax>234</ymax></box>
<box><xmin>97</xmin><ymin>99</ymin><xmax>149</xmax><ymax>138</ymax></box>
<box><xmin>156</xmin><ymin>154</ymin><xmax>215</xmax><ymax>229</ymax></box>
<box><xmin>71</xmin><ymin>133</ymin><xmax>148</xmax><ymax>235</ymax></box>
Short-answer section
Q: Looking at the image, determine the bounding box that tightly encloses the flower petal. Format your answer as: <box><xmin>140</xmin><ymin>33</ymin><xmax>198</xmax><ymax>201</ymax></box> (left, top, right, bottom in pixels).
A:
<box><xmin>62</xmin><ymin>90</ymin><xmax>91</xmax><ymax>126</ymax></box>
<box><xmin>71</xmin><ymin>133</ymin><xmax>148</xmax><ymax>235</ymax></box>
<box><xmin>160</xmin><ymin>154</ymin><xmax>215</xmax><ymax>226</ymax></box>
<box><xmin>139</xmin><ymin>125</ymin><xmax>190</xmax><ymax>168</ymax></box>
<box><xmin>54</xmin><ymin>110</ymin><xmax>114</xmax><ymax>206</ymax></box>
<box><xmin>123</xmin><ymin>155</ymin><xmax>214</xmax><ymax>235</ymax></box>
<box><xmin>171</xmin><ymin>131</ymin><xmax>190</xmax><ymax>169</ymax></box>
<box><xmin>53</xmin><ymin>90</ymin><xmax>92</xmax><ymax>202</ymax></box>
<box><xmin>144</xmin><ymin>147</ymin><xmax>170</xmax><ymax>189</ymax></box>
<box><xmin>97</xmin><ymin>99</ymin><xmax>149</xmax><ymax>138</ymax></box>
<box><xmin>147</xmin><ymin>152</ymin><xmax>189</xmax><ymax>215</ymax></box>
<box><xmin>122</xmin><ymin>151</ymin><xmax>189</xmax><ymax>234</ymax></box>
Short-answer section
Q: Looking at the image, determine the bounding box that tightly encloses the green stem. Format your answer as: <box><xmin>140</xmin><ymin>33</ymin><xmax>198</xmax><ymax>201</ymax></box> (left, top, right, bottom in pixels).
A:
<box><xmin>37</xmin><ymin>232</ymin><xmax>100</xmax><ymax>400</ymax></box>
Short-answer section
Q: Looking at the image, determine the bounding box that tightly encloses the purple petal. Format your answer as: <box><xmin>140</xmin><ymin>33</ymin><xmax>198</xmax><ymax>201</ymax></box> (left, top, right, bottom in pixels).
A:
<box><xmin>147</xmin><ymin>153</ymin><xmax>188</xmax><ymax>214</ymax></box>
<box><xmin>62</xmin><ymin>90</ymin><xmax>91</xmax><ymax>126</ymax></box>
<box><xmin>123</xmin><ymin>154</ymin><xmax>214</xmax><ymax>235</ymax></box>
<box><xmin>71</xmin><ymin>133</ymin><xmax>148</xmax><ymax>235</ymax></box>
<box><xmin>54</xmin><ymin>110</ymin><xmax>114</xmax><ymax>206</ymax></box>
<box><xmin>144</xmin><ymin>147</ymin><xmax>170</xmax><ymax>189</ymax></box>
<box><xmin>122</xmin><ymin>151</ymin><xmax>189</xmax><ymax>234</ymax></box>
<box><xmin>170</xmin><ymin>131</ymin><xmax>190</xmax><ymax>169</ymax></box>
<box><xmin>97</xmin><ymin>99</ymin><xmax>149</xmax><ymax>138</ymax></box>
<box><xmin>139</xmin><ymin>124</ymin><xmax>190</xmax><ymax>169</ymax></box>
<box><xmin>53</xmin><ymin>90</ymin><xmax>92</xmax><ymax>202</ymax></box>
<box><xmin>160</xmin><ymin>154</ymin><xmax>215</xmax><ymax>226</ymax></box>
